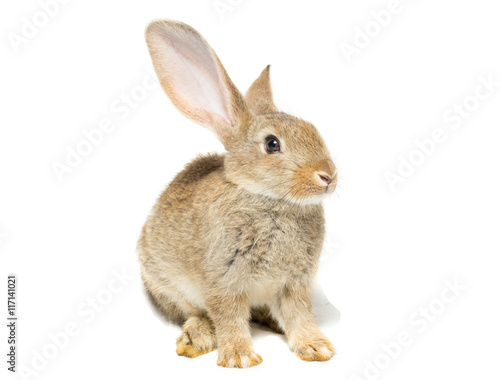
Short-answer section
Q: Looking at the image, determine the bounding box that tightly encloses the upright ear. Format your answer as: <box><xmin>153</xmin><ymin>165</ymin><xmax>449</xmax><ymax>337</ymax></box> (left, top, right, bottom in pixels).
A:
<box><xmin>245</xmin><ymin>65</ymin><xmax>278</xmax><ymax>115</ymax></box>
<box><xmin>145</xmin><ymin>19</ymin><xmax>252</xmax><ymax>149</ymax></box>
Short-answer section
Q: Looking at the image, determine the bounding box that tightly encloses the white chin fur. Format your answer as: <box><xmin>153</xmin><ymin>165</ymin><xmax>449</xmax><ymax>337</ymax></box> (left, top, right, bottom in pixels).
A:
<box><xmin>290</xmin><ymin>192</ymin><xmax>330</xmax><ymax>206</ymax></box>
<box><xmin>241</xmin><ymin>183</ymin><xmax>330</xmax><ymax>206</ymax></box>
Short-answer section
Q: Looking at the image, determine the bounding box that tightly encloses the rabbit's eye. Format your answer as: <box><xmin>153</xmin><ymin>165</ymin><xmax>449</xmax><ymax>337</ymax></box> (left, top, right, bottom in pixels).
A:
<box><xmin>265</xmin><ymin>136</ymin><xmax>281</xmax><ymax>153</ymax></box>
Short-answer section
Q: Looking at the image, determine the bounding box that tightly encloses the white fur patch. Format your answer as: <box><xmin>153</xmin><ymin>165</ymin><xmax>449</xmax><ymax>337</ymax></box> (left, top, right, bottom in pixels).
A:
<box><xmin>247</xmin><ymin>281</ymin><xmax>277</xmax><ymax>307</ymax></box>
<box><xmin>175</xmin><ymin>275</ymin><xmax>206</xmax><ymax>309</ymax></box>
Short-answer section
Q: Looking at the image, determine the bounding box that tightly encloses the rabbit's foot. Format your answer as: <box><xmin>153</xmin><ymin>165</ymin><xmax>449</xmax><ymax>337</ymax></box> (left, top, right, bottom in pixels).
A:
<box><xmin>216</xmin><ymin>344</ymin><xmax>263</xmax><ymax>368</ymax></box>
<box><xmin>292</xmin><ymin>335</ymin><xmax>335</xmax><ymax>362</ymax></box>
<box><xmin>176</xmin><ymin>315</ymin><xmax>217</xmax><ymax>358</ymax></box>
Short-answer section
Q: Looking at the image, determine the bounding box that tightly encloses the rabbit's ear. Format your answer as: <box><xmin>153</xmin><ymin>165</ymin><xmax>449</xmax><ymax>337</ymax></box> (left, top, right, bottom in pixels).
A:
<box><xmin>145</xmin><ymin>19</ymin><xmax>252</xmax><ymax>148</ymax></box>
<box><xmin>245</xmin><ymin>65</ymin><xmax>278</xmax><ymax>115</ymax></box>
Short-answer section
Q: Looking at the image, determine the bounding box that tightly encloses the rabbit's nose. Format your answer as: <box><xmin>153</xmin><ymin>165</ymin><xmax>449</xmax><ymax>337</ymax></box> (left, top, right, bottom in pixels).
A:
<box><xmin>318</xmin><ymin>174</ymin><xmax>332</xmax><ymax>185</ymax></box>
<box><xmin>314</xmin><ymin>159</ymin><xmax>337</xmax><ymax>186</ymax></box>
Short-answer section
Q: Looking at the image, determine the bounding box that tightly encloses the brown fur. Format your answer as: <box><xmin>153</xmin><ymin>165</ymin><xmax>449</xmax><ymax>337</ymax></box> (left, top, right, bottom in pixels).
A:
<box><xmin>246</xmin><ymin>65</ymin><xmax>278</xmax><ymax>115</ymax></box>
<box><xmin>139</xmin><ymin>19</ymin><xmax>337</xmax><ymax>368</ymax></box>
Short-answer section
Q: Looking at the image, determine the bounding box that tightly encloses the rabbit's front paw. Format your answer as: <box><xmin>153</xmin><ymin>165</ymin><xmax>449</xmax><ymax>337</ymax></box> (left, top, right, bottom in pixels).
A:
<box><xmin>217</xmin><ymin>345</ymin><xmax>263</xmax><ymax>368</ymax></box>
<box><xmin>292</xmin><ymin>336</ymin><xmax>335</xmax><ymax>362</ymax></box>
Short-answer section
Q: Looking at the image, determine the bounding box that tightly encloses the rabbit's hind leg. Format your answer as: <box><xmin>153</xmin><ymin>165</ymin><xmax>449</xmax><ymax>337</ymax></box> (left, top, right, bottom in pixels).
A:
<box><xmin>176</xmin><ymin>314</ymin><xmax>217</xmax><ymax>358</ymax></box>
<box><xmin>144</xmin><ymin>278</ymin><xmax>216</xmax><ymax>358</ymax></box>
<box><xmin>143</xmin><ymin>277</ymin><xmax>193</xmax><ymax>324</ymax></box>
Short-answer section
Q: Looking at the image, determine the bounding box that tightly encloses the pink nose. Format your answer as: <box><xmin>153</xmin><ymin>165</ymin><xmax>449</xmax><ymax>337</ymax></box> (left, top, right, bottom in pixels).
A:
<box><xmin>318</xmin><ymin>174</ymin><xmax>332</xmax><ymax>185</ymax></box>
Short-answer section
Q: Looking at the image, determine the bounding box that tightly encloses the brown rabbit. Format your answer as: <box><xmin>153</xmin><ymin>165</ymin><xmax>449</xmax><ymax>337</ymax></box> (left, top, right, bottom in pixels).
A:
<box><xmin>138</xmin><ymin>19</ymin><xmax>337</xmax><ymax>368</ymax></box>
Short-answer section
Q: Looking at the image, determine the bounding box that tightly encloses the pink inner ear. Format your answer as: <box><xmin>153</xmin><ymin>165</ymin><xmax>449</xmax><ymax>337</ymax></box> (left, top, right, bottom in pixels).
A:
<box><xmin>155</xmin><ymin>30</ymin><xmax>231</xmax><ymax>127</ymax></box>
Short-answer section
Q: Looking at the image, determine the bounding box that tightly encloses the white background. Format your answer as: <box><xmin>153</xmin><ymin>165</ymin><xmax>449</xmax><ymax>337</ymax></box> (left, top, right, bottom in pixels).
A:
<box><xmin>1</xmin><ymin>0</ymin><xmax>500</xmax><ymax>379</ymax></box>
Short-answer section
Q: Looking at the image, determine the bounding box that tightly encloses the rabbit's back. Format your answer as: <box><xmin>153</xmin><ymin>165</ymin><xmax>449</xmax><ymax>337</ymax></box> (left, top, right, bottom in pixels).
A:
<box><xmin>138</xmin><ymin>153</ymin><xmax>227</xmax><ymax>299</ymax></box>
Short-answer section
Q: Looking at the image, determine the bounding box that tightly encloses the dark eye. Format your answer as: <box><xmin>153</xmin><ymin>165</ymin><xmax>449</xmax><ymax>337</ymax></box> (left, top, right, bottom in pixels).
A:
<box><xmin>265</xmin><ymin>135</ymin><xmax>281</xmax><ymax>153</ymax></box>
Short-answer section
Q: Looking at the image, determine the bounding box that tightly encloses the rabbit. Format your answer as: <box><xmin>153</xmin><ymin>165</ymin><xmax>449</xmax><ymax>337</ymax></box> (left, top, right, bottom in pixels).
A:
<box><xmin>138</xmin><ymin>19</ymin><xmax>338</xmax><ymax>368</ymax></box>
